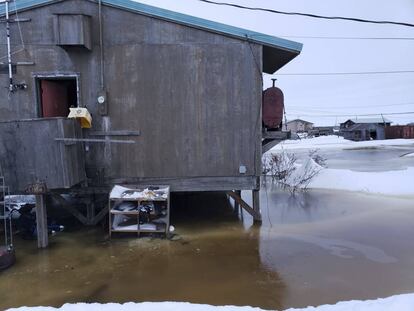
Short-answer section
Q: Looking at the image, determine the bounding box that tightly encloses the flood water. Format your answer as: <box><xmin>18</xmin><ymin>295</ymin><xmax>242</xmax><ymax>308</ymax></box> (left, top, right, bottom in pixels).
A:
<box><xmin>1</xmin><ymin>184</ymin><xmax>414</xmax><ymax>310</ymax></box>
<box><xmin>289</xmin><ymin>144</ymin><xmax>414</xmax><ymax>172</ymax></box>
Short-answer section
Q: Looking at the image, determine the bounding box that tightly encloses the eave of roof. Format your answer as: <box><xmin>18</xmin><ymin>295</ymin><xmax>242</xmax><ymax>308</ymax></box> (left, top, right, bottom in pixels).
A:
<box><xmin>287</xmin><ymin>119</ymin><xmax>313</xmax><ymax>124</ymax></box>
<box><xmin>0</xmin><ymin>0</ymin><xmax>302</xmax><ymax>73</ymax></box>
<box><xmin>345</xmin><ymin>117</ymin><xmax>392</xmax><ymax>124</ymax></box>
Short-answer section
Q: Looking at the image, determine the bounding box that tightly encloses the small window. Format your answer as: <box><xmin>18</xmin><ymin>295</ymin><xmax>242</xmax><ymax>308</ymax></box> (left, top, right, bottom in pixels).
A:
<box><xmin>37</xmin><ymin>77</ymin><xmax>78</xmax><ymax>118</ymax></box>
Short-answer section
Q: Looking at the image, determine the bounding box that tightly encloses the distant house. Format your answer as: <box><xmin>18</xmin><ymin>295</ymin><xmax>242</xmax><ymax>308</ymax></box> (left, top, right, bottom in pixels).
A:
<box><xmin>285</xmin><ymin>119</ymin><xmax>314</xmax><ymax>133</ymax></box>
<box><xmin>309</xmin><ymin>126</ymin><xmax>339</xmax><ymax>137</ymax></box>
<box><xmin>340</xmin><ymin>118</ymin><xmax>392</xmax><ymax>141</ymax></box>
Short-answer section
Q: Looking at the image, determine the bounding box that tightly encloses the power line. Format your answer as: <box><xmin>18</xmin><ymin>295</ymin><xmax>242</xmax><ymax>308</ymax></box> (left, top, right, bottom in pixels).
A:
<box><xmin>274</xmin><ymin>70</ymin><xmax>414</xmax><ymax>76</ymax></box>
<box><xmin>197</xmin><ymin>0</ymin><xmax>414</xmax><ymax>28</ymax></box>
<box><xmin>289</xmin><ymin>102</ymin><xmax>414</xmax><ymax>110</ymax></box>
<box><xmin>285</xmin><ymin>111</ymin><xmax>414</xmax><ymax>117</ymax></box>
<box><xmin>278</xmin><ymin>35</ymin><xmax>414</xmax><ymax>41</ymax></box>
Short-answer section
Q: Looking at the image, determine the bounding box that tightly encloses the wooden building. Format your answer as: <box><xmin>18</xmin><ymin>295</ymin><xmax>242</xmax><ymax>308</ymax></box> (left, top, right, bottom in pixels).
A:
<box><xmin>0</xmin><ymin>0</ymin><xmax>302</xmax><ymax>238</ymax></box>
<box><xmin>309</xmin><ymin>126</ymin><xmax>338</xmax><ymax>137</ymax></box>
<box><xmin>340</xmin><ymin>118</ymin><xmax>391</xmax><ymax>141</ymax></box>
<box><xmin>285</xmin><ymin>119</ymin><xmax>314</xmax><ymax>133</ymax></box>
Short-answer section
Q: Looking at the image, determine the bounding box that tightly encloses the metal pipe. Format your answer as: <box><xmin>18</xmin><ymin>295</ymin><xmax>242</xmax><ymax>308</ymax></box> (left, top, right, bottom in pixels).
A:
<box><xmin>5</xmin><ymin>0</ymin><xmax>13</xmax><ymax>92</ymax></box>
<box><xmin>54</xmin><ymin>138</ymin><xmax>135</xmax><ymax>144</ymax></box>
<box><xmin>98</xmin><ymin>0</ymin><xmax>104</xmax><ymax>90</ymax></box>
<box><xmin>2</xmin><ymin>177</ymin><xmax>7</xmax><ymax>247</ymax></box>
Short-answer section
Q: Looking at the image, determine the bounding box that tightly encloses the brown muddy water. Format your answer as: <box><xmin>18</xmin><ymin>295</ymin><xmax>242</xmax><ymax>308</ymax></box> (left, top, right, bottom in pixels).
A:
<box><xmin>1</xmin><ymin>182</ymin><xmax>414</xmax><ymax>310</ymax></box>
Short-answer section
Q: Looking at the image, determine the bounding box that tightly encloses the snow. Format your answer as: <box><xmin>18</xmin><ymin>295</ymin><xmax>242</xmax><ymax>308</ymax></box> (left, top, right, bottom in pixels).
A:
<box><xmin>110</xmin><ymin>185</ymin><xmax>168</xmax><ymax>200</ymax></box>
<box><xmin>266</xmin><ymin>136</ymin><xmax>414</xmax><ymax>196</ymax></box>
<box><xmin>308</xmin><ymin>166</ymin><xmax>414</xmax><ymax>196</ymax></box>
<box><xmin>402</xmin><ymin>152</ymin><xmax>414</xmax><ymax>157</ymax></box>
<box><xmin>269</xmin><ymin>136</ymin><xmax>414</xmax><ymax>151</ymax></box>
<box><xmin>6</xmin><ymin>293</ymin><xmax>414</xmax><ymax>311</ymax></box>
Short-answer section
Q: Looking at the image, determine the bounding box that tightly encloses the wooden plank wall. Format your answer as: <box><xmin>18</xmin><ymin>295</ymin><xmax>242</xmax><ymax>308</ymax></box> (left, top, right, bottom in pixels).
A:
<box><xmin>0</xmin><ymin>0</ymin><xmax>263</xmax><ymax>191</ymax></box>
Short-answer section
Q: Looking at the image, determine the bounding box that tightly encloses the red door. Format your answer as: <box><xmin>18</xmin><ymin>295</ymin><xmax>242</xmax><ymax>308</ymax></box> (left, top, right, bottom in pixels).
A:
<box><xmin>40</xmin><ymin>80</ymin><xmax>69</xmax><ymax>117</ymax></box>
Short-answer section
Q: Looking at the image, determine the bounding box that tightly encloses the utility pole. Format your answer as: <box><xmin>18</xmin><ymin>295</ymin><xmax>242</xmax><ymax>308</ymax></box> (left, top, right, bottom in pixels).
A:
<box><xmin>1</xmin><ymin>0</ymin><xmax>30</xmax><ymax>92</ymax></box>
<box><xmin>5</xmin><ymin>0</ymin><xmax>14</xmax><ymax>92</ymax></box>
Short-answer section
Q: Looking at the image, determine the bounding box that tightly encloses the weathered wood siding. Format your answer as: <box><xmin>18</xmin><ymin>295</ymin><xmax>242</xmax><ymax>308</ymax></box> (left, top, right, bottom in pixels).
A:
<box><xmin>0</xmin><ymin>118</ymin><xmax>86</xmax><ymax>191</ymax></box>
<box><xmin>0</xmin><ymin>0</ymin><xmax>262</xmax><ymax>191</ymax></box>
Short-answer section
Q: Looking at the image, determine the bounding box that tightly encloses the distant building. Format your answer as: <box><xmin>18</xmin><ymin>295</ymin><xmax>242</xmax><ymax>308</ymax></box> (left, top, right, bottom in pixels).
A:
<box><xmin>285</xmin><ymin>119</ymin><xmax>314</xmax><ymax>133</ymax></box>
<box><xmin>340</xmin><ymin>118</ymin><xmax>392</xmax><ymax>141</ymax></box>
<box><xmin>385</xmin><ymin>125</ymin><xmax>414</xmax><ymax>139</ymax></box>
<box><xmin>309</xmin><ymin>126</ymin><xmax>339</xmax><ymax>137</ymax></box>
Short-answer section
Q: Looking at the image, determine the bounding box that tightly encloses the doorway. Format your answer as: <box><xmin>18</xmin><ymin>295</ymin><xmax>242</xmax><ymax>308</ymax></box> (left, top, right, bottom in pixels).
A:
<box><xmin>369</xmin><ymin>130</ymin><xmax>377</xmax><ymax>140</ymax></box>
<box><xmin>36</xmin><ymin>77</ymin><xmax>78</xmax><ymax>118</ymax></box>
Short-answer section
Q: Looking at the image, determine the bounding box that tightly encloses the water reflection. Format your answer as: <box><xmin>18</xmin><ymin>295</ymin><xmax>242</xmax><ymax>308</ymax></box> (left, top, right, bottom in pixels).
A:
<box><xmin>257</xmin><ymin>179</ymin><xmax>349</xmax><ymax>225</ymax></box>
<box><xmin>2</xmin><ymin>187</ymin><xmax>414</xmax><ymax>310</ymax></box>
<box><xmin>0</xmin><ymin>192</ymin><xmax>286</xmax><ymax>310</ymax></box>
<box><xmin>277</xmin><ymin>145</ymin><xmax>414</xmax><ymax>172</ymax></box>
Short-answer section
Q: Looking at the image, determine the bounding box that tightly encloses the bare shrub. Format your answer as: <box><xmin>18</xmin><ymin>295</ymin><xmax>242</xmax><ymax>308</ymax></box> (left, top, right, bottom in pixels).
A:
<box><xmin>308</xmin><ymin>149</ymin><xmax>327</xmax><ymax>167</ymax></box>
<box><xmin>263</xmin><ymin>150</ymin><xmax>324</xmax><ymax>193</ymax></box>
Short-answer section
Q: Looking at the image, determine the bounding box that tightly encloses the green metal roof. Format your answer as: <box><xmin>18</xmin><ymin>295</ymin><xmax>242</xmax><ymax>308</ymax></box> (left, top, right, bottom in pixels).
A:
<box><xmin>1</xmin><ymin>0</ymin><xmax>302</xmax><ymax>73</ymax></box>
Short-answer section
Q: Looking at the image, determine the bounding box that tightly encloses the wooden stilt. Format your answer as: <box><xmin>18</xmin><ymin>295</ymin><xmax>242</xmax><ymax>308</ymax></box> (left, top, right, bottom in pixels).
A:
<box><xmin>234</xmin><ymin>190</ymin><xmax>241</xmax><ymax>213</ymax></box>
<box><xmin>91</xmin><ymin>204</ymin><xmax>108</xmax><ymax>226</ymax></box>
<box><xmin>51</xmin><ymin>193</ymin><xmax>88</xmax><ymax>225</ymax></box>
<box><xmin>227</xmin><ymin>191</ymin><xmax>260</xmax><ymax>222</ymax></box>
<box><xmin>86</xmin><ymin>202</ymin><xmax>95</xmax><ymax>225</ymax></box>
<box><xmin>252</xmin><ymin>190</ymin><xmax>262</xmax><ymax>224</ymax></box>
<box><xmin>35</xmin><ymin>194</ymin><xmax>48</xmax><ymax>248</ymax></box>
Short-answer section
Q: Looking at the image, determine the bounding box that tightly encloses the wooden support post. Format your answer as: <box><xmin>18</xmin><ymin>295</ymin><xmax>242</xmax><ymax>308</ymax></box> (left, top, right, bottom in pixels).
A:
<box><xmin>35</xmin><ymin>194</ymin><xmax>48</xmax><ymax>248</ymax></box>
<box><xmin>91</xmin><ymin>204</ymin><xmax>109</xmax><ymax>226</ymax></box>
<box><xmin>234</xmin><ymin>190</ymin><xmax>241</xmax><ymax>213</ymax></box>
<box><xmin>227</xmin><ymin>191</ymin><xmax>260</xmax><ymax>222</ymax></box>
<box><xmin>51</xmin><ymin>193</ymin><xmax>88</xmax><ymax>225</ymax></box>
<box><xmin>252</xmin><ymin>190</ymin><xmax>262</xmax><ymax>224</ymax></box>
<box><xmin>86</xmin><ymin>202</ymin><xmax>95</xmax><ymax>225</ymax></box>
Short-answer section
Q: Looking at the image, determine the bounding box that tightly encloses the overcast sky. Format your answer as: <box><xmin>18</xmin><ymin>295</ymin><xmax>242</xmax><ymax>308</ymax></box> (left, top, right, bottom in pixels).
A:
<box><xmin>134</xmin><ymin>0</ymin><xmax>414</xmax><ymax>126</ymax></box>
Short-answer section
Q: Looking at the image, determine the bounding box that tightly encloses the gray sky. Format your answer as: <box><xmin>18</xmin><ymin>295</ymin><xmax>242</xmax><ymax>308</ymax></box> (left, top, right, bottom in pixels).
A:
<box><xmin>135</xmin><ymin>0</ymin><xmax>414</xmax><ymax>126</ymax></box>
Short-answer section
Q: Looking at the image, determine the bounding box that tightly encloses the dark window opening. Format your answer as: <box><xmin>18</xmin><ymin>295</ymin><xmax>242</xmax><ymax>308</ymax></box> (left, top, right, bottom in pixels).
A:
<box><xmin>37</xmin><ymin>78</ymin><xmax>77</xmax><ymax>118</ymax></box>
<box><xmin>369</xmin><ymin>130</ymin><xmax>377</xmax><ymax>140</ymax></box>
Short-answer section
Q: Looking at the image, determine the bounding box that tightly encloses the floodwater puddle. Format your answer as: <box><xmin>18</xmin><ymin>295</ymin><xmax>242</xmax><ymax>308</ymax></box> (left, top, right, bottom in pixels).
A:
<box><xmin>1</xmin><ymin>187</ymin><xmax>414</xmax><ymax>310</ymax></box>
<box><xmin>276</xmin><ymin>234</ymin><xmax>397</xmax><ymax>264</ymax></box>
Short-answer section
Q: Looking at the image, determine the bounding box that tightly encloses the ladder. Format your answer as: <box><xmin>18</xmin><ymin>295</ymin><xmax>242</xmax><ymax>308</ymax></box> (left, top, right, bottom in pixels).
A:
<box><xmin>0</xmin><ymin>176</ymin><xmax>13</xmax><ymax>250</ymax></box>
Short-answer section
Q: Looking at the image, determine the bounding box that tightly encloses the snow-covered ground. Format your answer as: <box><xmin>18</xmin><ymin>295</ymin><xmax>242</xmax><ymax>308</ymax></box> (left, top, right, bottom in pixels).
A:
<box><xmin>270</xmin><ymin>136</ymin><xmax>414</xmax><ymax>151</ymax></box>
<box><xmin>7</xmin><ymin>293</ymin><xmax>414</xmax><ymax>311</ymax></box>
<box><xmin>266</xmin><ymin>136</ymin><xmax>414</xmax><ymax>196</ymax></box>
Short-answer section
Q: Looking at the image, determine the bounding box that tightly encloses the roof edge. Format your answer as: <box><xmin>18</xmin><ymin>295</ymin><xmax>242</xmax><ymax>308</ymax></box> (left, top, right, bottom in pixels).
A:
<box><xmin>1</xmin><ymin>0</ymin><xmax>302</xmax><ymax>55</ymax></box>
<box><xmin>101</xmin><ymin>0</ymin><xmax>302</xmax><ymax>54</ymax></box>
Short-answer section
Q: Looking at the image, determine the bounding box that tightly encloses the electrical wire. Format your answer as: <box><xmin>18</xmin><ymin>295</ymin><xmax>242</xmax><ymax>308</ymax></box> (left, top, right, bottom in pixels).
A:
<box><xmin>277</xmin><ymin>35</ymin><xmax>414</xmax><ymax>41</ymax></box>
<box><xmin>0</xmin><ymin>1</ymin><xmax>26</xmax><ymax>61</ymax></box>
<box><xmin>289</xmin><ymin>102</ymin><xmax>414</xmax><ymax>109</ymax></box>
<box><xmin>275</xmin><ymin>70</ymin><xmax>414</xmax><ymax>76</ymax></box>
<box><xmin>197</xmin><ymin>0</ymin><xmax>414</xmax><ymax>28</ymax></box>
<box><xmin>285</xmin><ymin>111</ymin><xmax>414</xmax><ymax>118</ymax></box>
<box><xmin>13</xmin><ymin>0</ymin><xmax>25</xmax><ymax>49</ymax></box>
<box><xmin>0</xmin><ymin>47</ymin><xmax>24</xmax><ymax>61</ymax></box>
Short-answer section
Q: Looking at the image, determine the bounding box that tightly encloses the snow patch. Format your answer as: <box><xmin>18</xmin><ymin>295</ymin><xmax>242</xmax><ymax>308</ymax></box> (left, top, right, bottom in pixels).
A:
<box><xmin>269</xmin><ymin>136</ymin><xmax>414</xmax><ymax>152</ymax></box>
<box><xmin>6</xmin><ymin>293</ymin><xmax>414</xmax><ymax>311</ymax></box>
<box><xmin>266</xmin><ymin>136</ymin><xmax>414</xmax><ymax>196</ymax></box>
<box><xmin>309</xmin><ymin>166</ymin><xmax>414</xmax><ymax>196</ymax></box>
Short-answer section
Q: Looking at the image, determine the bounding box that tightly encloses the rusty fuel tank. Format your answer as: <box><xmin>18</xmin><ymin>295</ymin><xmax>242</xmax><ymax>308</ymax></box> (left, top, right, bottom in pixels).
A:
<box><xmin>262</xmin><ymin>79</ymin><xmax>284</xmax><ymax>129</ymax></box>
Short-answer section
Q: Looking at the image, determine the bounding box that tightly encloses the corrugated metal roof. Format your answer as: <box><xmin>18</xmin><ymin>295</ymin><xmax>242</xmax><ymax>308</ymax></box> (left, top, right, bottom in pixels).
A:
<box><xmin>0</xmin><ymin>0</ymin><xmax>302</xmax><ymax>73</ymax></box>
<box><xmin>348</xmin><ymin>117</ymin><xmax>392</xmax><ymax>124</ymax></box>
